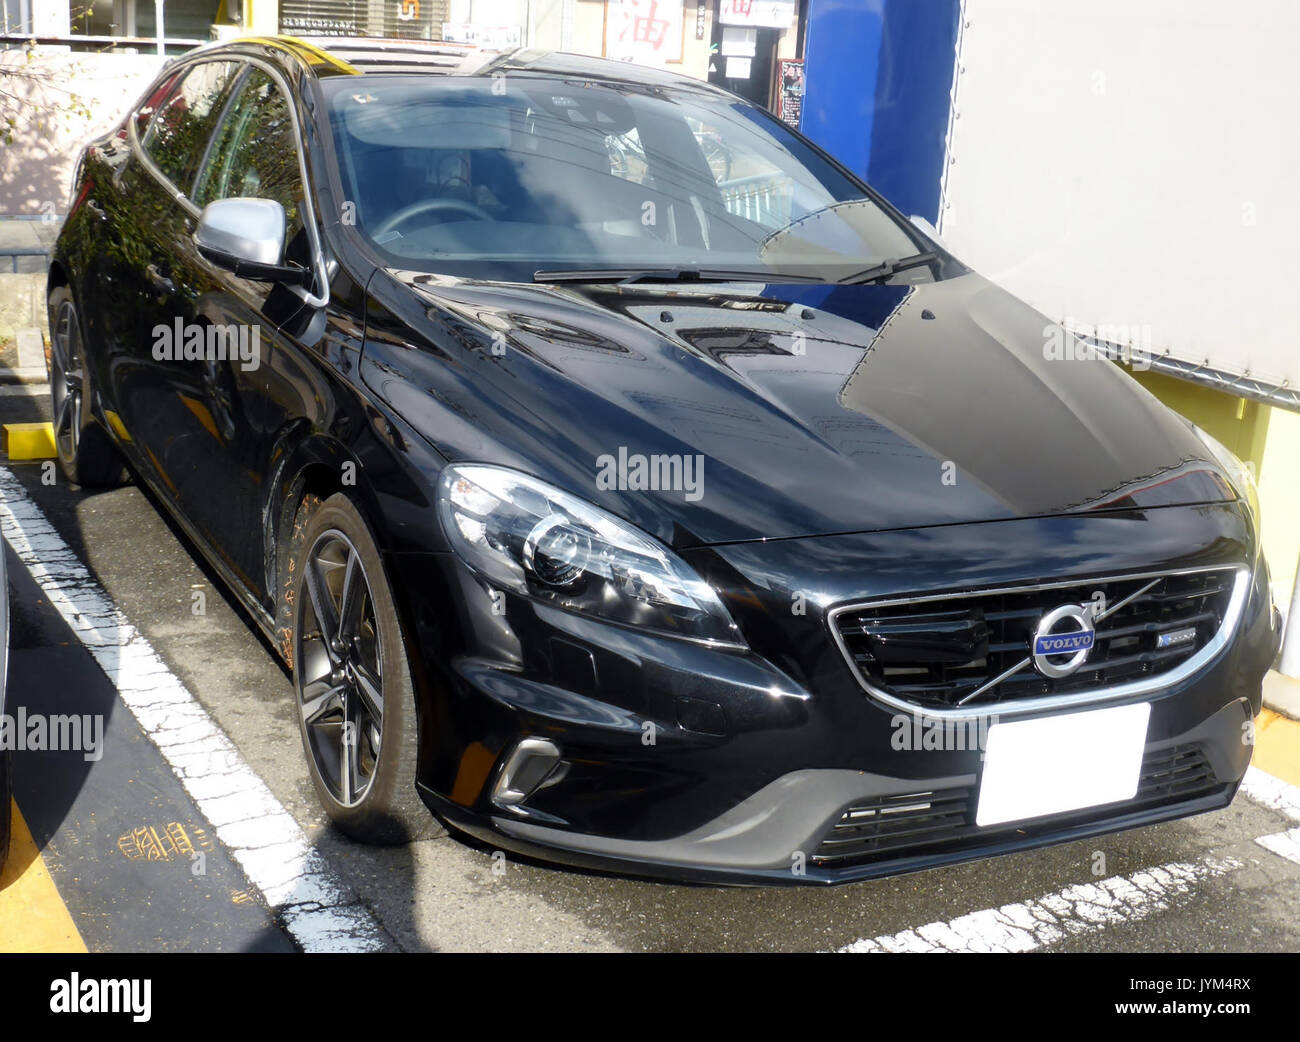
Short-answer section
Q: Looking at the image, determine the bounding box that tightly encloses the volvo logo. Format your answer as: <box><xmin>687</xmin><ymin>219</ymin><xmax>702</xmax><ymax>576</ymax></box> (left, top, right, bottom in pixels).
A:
<box><xmin>1031</xmin><ymin>603</ymin><xmax>1097</xmax><ymax>678</ymax></box>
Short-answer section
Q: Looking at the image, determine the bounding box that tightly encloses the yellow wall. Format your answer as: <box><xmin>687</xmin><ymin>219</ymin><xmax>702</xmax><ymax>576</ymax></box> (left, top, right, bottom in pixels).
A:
<box><xmin>1133</xmin><ymin>369</ymin><xmax>1300</xmax><ymax>602</ymax></box>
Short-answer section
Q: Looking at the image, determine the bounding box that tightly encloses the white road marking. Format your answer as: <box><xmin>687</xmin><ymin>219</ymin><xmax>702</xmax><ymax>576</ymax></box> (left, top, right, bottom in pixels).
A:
<box><xmin>0</xmin><ymin>467</ymin><xmax>389</xmax><ymax>952</ymax></box>
<box><xmin>1242</xmin><ymin>765</ymin><xmax>1300</xmax><ymax>865</ymax></box>
<box><xmin>838</xmin><ymin>856</ymin><xmax>1241</xmax><ymax>953</ymax></box>
<box><xmin>1241</xmin><ymin>765</ymin><xmax>1300</xmax><ymax>823</ymax></box>
<box><xmin>837</xmin><ymin>764</ymin><xmax>1300</xmax><ymax>952</ymax></box>
<box><xmin>1255</xmin><ymin>828</ymin><xmax>1300</xmax><ymax>865</ymax></box>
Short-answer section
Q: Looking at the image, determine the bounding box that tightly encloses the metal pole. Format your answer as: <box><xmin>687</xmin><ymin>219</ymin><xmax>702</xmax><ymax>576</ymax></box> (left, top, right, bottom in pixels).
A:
<box><xmin>155</xmin><ymin>0</ymin><xmax>164</xmax><ymax>55</ymax></box>
<box><xmin>1279</xmin><ymin>553</ymin><xmax>1300</xmax><ymax>677</ymax></box>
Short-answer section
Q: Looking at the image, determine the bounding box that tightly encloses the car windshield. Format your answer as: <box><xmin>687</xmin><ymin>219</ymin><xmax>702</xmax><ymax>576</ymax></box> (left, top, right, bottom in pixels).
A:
<box><xmin>323</xmin><ymin>74</ymin><xmax>929</xmax><ymax>282</ymax></box>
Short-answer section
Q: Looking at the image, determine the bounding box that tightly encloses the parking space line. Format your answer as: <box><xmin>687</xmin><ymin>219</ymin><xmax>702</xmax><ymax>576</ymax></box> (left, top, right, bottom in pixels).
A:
<box><xmin>836</xmin><ymin>762</ymin><xmax>1300</xmax><ymax>952</ymax></box>
<box><xmin>1255</xmin><ymin>828</ymin><xmax>1300</xmax><ymax>865</ymax></box>
<box><xmin>837</xmin><ymin>855</ymin><xmax>1242</xmax><ymax>953</ymax></box>
<box><xmin>1242</xmin><ymin>713</ymin><xmax>1300</xmax><ymax>864</ymax></box>
<box><xmin>1241</xmin><ymin>766</ymin><xmax>1300</xmax><ymax>824</ymax></box>
<box><xmin>0</xmin><ymin>467</ymin><xmax>390</xmax><ymax>952</ymax></box>
<box><xmin>0</xmin><ymin>801</ymin><xmax>87</xmax><ymax>953</ymax></box>
<box><xmin>834</xmin><ymin>757</ymin><xmax>1300</xmax><ymax>953</ymax></box>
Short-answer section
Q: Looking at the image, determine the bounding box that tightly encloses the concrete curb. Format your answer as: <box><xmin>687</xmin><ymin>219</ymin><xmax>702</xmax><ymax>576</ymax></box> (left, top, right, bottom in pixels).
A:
<box><xmin>0</xmin><ymin>367</ymin><xmax>48</xmax><ymax>385</ymax></box>
<box><xmin>1263</xmin><ymin>670</ymin><xmax>1300</xmax><ymax>721</ymax></box>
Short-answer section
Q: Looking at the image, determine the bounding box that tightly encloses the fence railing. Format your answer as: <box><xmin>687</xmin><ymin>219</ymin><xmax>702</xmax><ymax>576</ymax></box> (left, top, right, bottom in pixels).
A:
<box><xmin>0</xmin><ymin>33</ymin><xmax>204</xmax><ymax>53</ymax></box>
<box><xmin>0</xmin><ymin>246</ymin><xmax>49</xmax><ymax>274</ymax></box>
<box><xmin>718</xmin><ymin>173</ymin><xmax>794</xmax><ymax>227</ymax></box>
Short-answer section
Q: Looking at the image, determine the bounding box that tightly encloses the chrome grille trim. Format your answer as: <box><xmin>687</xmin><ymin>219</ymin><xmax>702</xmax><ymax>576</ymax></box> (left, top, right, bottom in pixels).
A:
<box><xmin>827</xmin><ymin>564</ymin><xmax>1251</xmax><ymax>721</ymax></box>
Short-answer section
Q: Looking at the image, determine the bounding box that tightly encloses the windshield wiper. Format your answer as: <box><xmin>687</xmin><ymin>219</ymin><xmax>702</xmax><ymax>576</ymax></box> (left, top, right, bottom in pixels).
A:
<box><xmin>534</xmin><ymin>266</ymin><xmax>825</xmax><ymax>285</ymax></box>
<box><xmin>838</xmin><ymin>252</ymin><xmax>940</xmax><ymax>286</ymax></box>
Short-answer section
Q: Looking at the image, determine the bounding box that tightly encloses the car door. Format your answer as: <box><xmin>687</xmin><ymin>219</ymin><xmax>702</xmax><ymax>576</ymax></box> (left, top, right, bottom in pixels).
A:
<box><xmin>108</xmin><ymin>60</ymin><xmax>243</xmax><ymax>488</ymax></box>
<box><xmin>74</xmin><ymin>66</ymin><xmax>183</xmax><ymax>408</ymax></box>
<box><xmin>173</xmin><ymin>64</ymin><xmax>323</xmax><ymax>599</ymax></box>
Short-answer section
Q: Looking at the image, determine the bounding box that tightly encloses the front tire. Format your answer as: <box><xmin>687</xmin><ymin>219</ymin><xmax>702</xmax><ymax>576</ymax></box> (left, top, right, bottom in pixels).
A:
<box><xmin>47</xmin><ymin>286</ymin><xmax>125</xmax><ymax>488</ymax></box>
<box><xmin>291</xmin><ymin>493</ymin><xmax>439</xmax><ymax>844</ymax></box>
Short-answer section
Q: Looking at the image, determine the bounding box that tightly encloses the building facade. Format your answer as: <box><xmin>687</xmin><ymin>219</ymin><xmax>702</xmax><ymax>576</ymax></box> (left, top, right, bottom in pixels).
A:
<box><xmin>6</xmin><ymin>2</ymin><xmax>806</xmax><ymax>113</ymax></box>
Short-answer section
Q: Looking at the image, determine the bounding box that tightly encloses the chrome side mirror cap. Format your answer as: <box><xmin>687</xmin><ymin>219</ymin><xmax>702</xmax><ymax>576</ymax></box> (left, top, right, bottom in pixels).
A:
<box><xmin>193</xmin><ymin>197</ymin><xmax>307</xmax><ymax>285</ymax></box>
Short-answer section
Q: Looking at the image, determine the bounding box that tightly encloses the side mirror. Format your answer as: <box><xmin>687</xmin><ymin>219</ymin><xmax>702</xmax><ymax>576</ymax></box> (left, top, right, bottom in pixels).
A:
<box><xmin>194</xmin><ymin>198</ymin><xmax>307</xmax><ymax>284</ymax></box>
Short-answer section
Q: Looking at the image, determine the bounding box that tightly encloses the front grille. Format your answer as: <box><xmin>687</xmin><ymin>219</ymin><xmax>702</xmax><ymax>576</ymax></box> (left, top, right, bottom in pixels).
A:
<box><xmin>1139</xmin><ymin>743</ymin><xmax>1219</xmax><ymax>802</ymax></box>
<box><xmin>812</xmin><ymin>744</ymin><xmax>1221</xmax><ymax>866</ymax></box>
<box><xmin>813</xmin><ymin>786</ymin><xmax>973</xmax><ymax>864</ymax></box>
<box><xmin>831</xmin><ymin>568</ymin><xmax>1238</xmax><ymax>710</ymax></box>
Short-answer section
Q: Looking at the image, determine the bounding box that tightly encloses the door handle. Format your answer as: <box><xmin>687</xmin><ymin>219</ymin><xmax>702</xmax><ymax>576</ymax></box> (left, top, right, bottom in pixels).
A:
<box><xmin>146</xmin><ymin>263</ymin><xmax>175</xmax><ymax>294</ymax></box>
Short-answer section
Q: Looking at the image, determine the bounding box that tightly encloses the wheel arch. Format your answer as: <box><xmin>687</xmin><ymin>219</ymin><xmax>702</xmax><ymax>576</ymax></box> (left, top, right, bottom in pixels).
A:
<box><xmin>265</xmin><ymin>427</ymin><xmax>399</xmax><ymax>666</ymax></box>
<box><xmin>267</xmin><ymin>425</ymin><xmax>452</xmax><ymax>807</ymax></box>
<box><xmin>46</xmin><ymin>259</ymin><xmax>70</xmax><ymax>296</ymax></box>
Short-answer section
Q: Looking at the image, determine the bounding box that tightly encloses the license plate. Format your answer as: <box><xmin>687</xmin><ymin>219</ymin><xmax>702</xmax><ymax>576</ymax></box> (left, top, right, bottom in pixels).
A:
<box><xmin>976</xmin><ymin>702</ymin><xmax>1150</xmax><ymax>827</ymax></box>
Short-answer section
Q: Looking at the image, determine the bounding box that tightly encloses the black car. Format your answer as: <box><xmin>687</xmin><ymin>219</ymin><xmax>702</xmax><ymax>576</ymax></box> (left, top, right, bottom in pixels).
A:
<box><xmin>0</xmin><ymin>537</ymin><xmax>9</xmax><ymax>876</ymax></box>
<box><xmin>48</xmin><ymin>36</ymin><xmax>1279</xmax><ymax>885</ymax></box>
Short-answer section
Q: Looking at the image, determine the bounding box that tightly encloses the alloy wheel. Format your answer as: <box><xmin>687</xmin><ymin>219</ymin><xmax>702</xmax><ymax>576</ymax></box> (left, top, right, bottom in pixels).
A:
<box><xmin>50</xmin><ymin>300</ymin><xmax>83</xmax><ymax>465</ymax></box>
<box><xmin>295</xmin><ymin>529</ymin><xmax>385</xmax><ymax>807</ymax></box>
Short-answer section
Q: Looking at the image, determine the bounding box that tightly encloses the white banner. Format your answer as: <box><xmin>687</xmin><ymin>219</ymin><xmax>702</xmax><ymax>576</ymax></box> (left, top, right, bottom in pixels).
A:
<box><xmin>441</xmin><ymin>23</ymin><xmax>522</xmax><ymax>47</ymax></box>
<box><xmin>718</xmin><ymin>0</ymin><xmax>797</xmax><ymax>30</ymax></box>
<box><xmin>604</xmin><ymin>0</ymin><xmax>685</xmax><ymax>66</ymax></box>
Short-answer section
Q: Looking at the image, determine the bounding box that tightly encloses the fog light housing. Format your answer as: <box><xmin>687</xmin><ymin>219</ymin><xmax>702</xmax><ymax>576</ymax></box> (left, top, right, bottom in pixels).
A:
<box><xmin>491</xmin><ymin>737</ymin><xmax>568</xmax><ymax>810</ymax></box>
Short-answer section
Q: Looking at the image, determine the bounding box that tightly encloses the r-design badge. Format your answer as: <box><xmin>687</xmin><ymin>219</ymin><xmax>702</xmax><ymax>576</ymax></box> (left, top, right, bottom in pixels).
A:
<box><xmin>1031</xmin><ymin>603</ymin><xmax>1097</xmax><ymax>678</ymax></box>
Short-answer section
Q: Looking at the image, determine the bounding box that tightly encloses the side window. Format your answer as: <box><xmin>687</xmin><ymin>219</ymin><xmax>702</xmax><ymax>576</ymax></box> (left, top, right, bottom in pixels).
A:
<box><xmin>140</xmin><ymin>61</ymin><xmax>240</xmax><ymax>191</ymax></box>
<box><xmin>194</xmin><ymin>69</ymin><xmax>306</xmax><ymax>246</ymax></box>
<box><xmin>134</xmin><ymin>70</ymin><xmax>183</xmax><ymax>139</ymax></box>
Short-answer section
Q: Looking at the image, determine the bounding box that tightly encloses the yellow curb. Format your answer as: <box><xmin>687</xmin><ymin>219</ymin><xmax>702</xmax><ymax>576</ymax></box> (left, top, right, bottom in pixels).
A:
<box><xmin>1255</xmin><ymin>709</ymin><xmax>1300</xmax><ymax>789</ymax></box>
<box><xmin>0</xmin><ymin>801</ymin><xmax>87</xmax><ymax>953</ymax></box>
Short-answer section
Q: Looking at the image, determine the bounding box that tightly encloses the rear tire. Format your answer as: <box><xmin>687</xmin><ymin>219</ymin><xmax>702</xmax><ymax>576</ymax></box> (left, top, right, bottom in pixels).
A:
<box><xmin>291</xmin><ymin>493</ymin><xmax>441</xmax><ymax>844</ymax></box>
<box><xmin>47</xmin><ymin>286</ymin><xmax>125</xmax><ymax>488</ymax></box>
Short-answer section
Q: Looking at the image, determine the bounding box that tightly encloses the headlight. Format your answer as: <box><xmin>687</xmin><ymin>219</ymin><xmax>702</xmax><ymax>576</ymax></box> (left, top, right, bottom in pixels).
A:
<box><xmin>437</xmin><ymin>464</ymin><xmax>745</xmax><ymax>647</ymax></box>
<box><xmin>1191</xmin><ymin>424</ymin><xmax>1260</xmax><ymax>528</ymax></box>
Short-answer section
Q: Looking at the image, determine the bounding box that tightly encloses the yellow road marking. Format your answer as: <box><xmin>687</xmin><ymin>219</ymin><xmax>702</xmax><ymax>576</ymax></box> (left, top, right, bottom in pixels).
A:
<box><xmin>0</xmin><ymin>801</ymin><xmax>87</xmax><ymax>953</ymax></box>
<box><xmin>1255</xmin><ymin>709</ymin><xmax>1300</xmax><ymax>789</ymax></box>
<box><xmin>117</xmin><ymin>821</ymin><xmax>213</xmax><ymax>862</ymax></box>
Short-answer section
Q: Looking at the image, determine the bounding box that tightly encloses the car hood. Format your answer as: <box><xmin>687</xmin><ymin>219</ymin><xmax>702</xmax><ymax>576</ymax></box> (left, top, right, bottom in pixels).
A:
<box><xmin>361</xmin><ymin>268</ymin><xmax>1235</xmax><ymax>548</ymax></box>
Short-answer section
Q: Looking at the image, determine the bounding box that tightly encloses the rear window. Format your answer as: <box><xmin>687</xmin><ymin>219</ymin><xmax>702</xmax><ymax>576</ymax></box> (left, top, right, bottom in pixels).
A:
<box><xmin>140</xmin><ymin>60</ymin><xmax>242</xmax><ymax>193</ymax></box>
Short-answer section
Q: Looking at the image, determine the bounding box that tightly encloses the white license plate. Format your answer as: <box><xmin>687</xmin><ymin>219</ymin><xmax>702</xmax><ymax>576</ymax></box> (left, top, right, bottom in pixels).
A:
<box><xmin>976</xmin><ymin>702</ymin><xmax>1150</xmax><ymax>827</ymax></box>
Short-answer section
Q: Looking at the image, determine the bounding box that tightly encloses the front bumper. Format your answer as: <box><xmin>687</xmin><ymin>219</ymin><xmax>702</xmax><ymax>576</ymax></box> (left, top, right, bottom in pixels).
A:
<box><xmin>420</xmin><ymin>697</ymin><xmax>1252</xmax><ymax>886</ymax></box>
<box><xmin>399</xmin><ymin>502</ymin><xmax>1279</xmax><ymax>885</ymax></box>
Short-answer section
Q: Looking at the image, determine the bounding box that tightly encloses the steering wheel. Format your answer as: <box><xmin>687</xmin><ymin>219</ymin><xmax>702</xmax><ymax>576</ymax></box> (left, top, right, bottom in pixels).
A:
<box><xmin>372</xmin><ymin>198</ymin><xmax>495</xmax><ymax>239</ymax></box>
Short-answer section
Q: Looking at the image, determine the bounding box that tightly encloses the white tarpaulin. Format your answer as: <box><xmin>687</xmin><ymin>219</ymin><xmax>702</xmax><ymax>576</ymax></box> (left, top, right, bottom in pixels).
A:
<box><xmin>941</xmin><ymin>0</ymin><xmax>1300</xmax><ymax>395</ymax></box>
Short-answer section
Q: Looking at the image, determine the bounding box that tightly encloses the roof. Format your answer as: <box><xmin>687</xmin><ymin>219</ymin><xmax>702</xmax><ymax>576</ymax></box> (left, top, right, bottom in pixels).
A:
<box><xmin>215</xmin><ymin>34</ymin><xmax>726</xmax><ymax>95</ymax></box>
